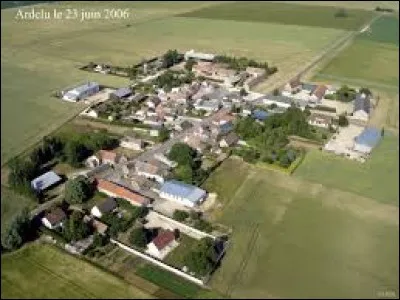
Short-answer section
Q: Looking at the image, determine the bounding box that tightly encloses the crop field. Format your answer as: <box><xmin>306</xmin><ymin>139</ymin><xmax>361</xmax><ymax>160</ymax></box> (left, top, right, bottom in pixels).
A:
<box><xmin>1</xmin><ymin>242</ymin><xmax>154</xmax><ymax>299</ymax></box>
<box><xmin>1</xmin><ymin>1</ymin><xmax>348</xmax><ymax>165</ymax></box>
<box><xmin>179</xmin><ymin>1</ymin><xmax>375</xmax><ymax>30</ymax></box>
<box><xmin>314</xmin><ymin>39</ymin><xmax>399</xmax><ymax>89</ymax></box>
<box><xmin>359</xmin><ymin>15</ymin><xmax>399</xmax><ymax>45</ymax></box>
<box><xmin>276</xmin><ymin>1</ymin><xmax>399</xmax><ymax>11</ymax></box>
<box><xmin>294</xmin><ymin>134</ymin><xmax>399</xmax><ymax>206</ymax></box>
<box><xmin>203</xmin><ymin>158</ymin><xmax>399</xmax><ymax>298</ymax></box>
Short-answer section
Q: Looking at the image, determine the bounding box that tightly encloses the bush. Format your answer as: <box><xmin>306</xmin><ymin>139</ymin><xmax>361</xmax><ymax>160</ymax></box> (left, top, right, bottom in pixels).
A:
<box><xmin>338</xmin><ymin>115</ymin><xmax>349</xmax><ymax>127</ymax></box>
<box><xmin>193</xmin><ymin>219</ymin><xmax>213</xmax><ymax>233</ymax></box>
<box><xmin>173</xmin><ymin>210</ymin><xmax>189</xmax><ymax>222</ymax></box>
<box><xmin>129</xmin><ymin>227</ymin><xmax>147</xmax><ymax>249</ymax></box>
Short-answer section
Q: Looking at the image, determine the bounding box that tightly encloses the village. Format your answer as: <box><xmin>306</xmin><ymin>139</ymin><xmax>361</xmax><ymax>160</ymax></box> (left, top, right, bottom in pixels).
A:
<box><xmin>22</xmin><ymin>49</ymin><xmax>382</xmax><ymax>286</ymax></box>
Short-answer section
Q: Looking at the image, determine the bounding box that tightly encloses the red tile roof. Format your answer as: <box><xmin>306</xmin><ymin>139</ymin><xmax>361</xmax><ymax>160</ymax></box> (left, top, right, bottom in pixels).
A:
<box><xmin>97</xmin><ymin>179</ymin><xmax>148</xmax><ymax>206</ymax></box>
<box><xmin>313</xmin><ymin>85</ymin><xmax>328</xmax><ymax>99</ymax></box>
<box><xmin>152</xmin><ymin>230</ymin><xmax>175</xmax><ymax>251</ymax></box>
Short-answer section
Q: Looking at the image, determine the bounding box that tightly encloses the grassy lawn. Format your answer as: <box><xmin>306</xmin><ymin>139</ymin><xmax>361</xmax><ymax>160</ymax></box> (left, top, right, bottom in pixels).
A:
<box><xmin>359</xmin><ymin>15</ymin><xmax>399</xmax><ymax>45</ymax></box>
<box><xmin>295</xmin><ymin>133</ymin><xmax>399</xmax><ymax>206</ymax></box>
<box><xmin>204</xmin><ymin>158</ymin><xmax>399</xmax><ymax>298</ymax></box>
<box><xmin>0</xmin><ymin>186</ymin><xmax>35</xmax><ymax>236</ymax></box>
<box><xmin>314</xmin><ymin>39</ymin><xmax>399</xmax><ymax>89</ymax></box>
<box><xmin>164</xmin><ymin>234</ymin><xmax>198</xmax><ymax>269</ymax></box>
<box><xmin>1</xmin><ymin>242</ymin><xmax>154</xmax><ymax>299</ymax></box>
<box><xmin>179</xmin><ymin>1</ymin><xmax>375</xmax><ymax>30</ymax></box>
<box><xmin>136</xmin><ymin>264</ymin><xmax>202</xmax><ymax>299</ymax></box>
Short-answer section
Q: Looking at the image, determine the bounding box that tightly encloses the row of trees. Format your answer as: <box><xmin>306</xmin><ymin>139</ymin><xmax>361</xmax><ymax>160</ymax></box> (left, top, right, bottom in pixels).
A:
<box><xmin>162</xmin><ymin>49</ymin><xmax>184</xmax><ymax>69</ymax></box>
<box><xmin>183</xmin><ymin>237</ymin><xmax>218</xmax><ymax>276</ymax></box>
<box><xmin>172</xmin><ymin>209</ymin><xmax>213</xmax><ymax>232</ymax></box>
<box><xmin>2</xmin><ymin>209</ymin><xmax>33</xmax><ymax>251</ymax></box>
<box><xmin>214</xmin><ymin>55</ymin><xmax>278</xmax><ymax>75</ymax></box>
<box><xmin>153</xmin><ymin>70</ymin><xmax>195</xmax><ymax>92</ymax></box>
<box><xmin>168</xmin><ymin>143</ymin><xmax>208</xmax><ymax>185</ymax></box>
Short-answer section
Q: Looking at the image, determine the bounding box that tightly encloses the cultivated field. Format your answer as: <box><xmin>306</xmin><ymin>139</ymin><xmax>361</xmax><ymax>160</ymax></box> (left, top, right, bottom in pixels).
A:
<box><xmin>1</xmin><ymin>242</ymin><xmax>154</xmax><ymax>299</ymax></box>
<box><xmin>179</xmin><ymin>1</ymin><xmax>375</xmax><ymax>30</ymax></box>
<box><xmin>203</xmin><ymin>158</ymin><xmax>399</xmax><ymax>298</ymax></box>
<box><xmin>358</xmin><ymin>15</ymin><xmax>399</xmax><ymax>45</ymax></box>
<box><xmin>276</xmin><ymin>1</ymin><xmax>399</xmax><ymax>11</ymax></box>
<box><xmin>295</xmin><ymin>134</ymin><xmax>399</xmax><ymax>206</ymax></box>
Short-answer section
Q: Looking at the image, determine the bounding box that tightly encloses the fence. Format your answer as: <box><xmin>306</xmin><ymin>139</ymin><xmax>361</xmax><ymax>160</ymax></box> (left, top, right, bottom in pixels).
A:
<box><xmin>110</xmin><ymin>239</ymin><xmax>205</xmax><ymax>287</ymax></box>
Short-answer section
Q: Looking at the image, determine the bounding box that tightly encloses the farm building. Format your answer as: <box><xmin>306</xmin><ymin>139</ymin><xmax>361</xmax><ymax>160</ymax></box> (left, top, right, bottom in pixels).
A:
<box><xmin>311</xmin><ymin>84</ymin><xmax>328</xmax><ymax>101</ymax></box>
<box><xmin>260</xmin><ymin>94</ymin><xmax>293</xmax><ymax>109</ymax></box>
<box><xmin>308</xmin><ymin>113</ymin><xmax>333</xmax><ymax>129</ymax></box>
<box><xmin>146</xmin><ymin>230</ymin><xmax>178</xmax><ymax>260</ymax></box>
<box><xmin>184</xmin><ymin>49</ymin><xmax>215</xmax><ymax>61</ymax></box>
<box><xmin>120</xmin><ymin>136</ymin><xmax>144</xmax><ymax>151</ymax></box>
<box><xmin>31</xmin><ymin>171</ymin><xmax>62</xmax><ymax>192</ymax></box>
<box><xmin>153</xmin><ymin>153</ymin><xmax>178</xmax><ymax>169</ymax></box>
<box><xmin>283</xmin><ymin>77</ymin><xmax>302</xmax><ymax>95</ymax></box>
<box><xmin>90</xmin><ymin>197</ymin><xmax>118</xmax><ymax>218</ymax></box>
<box><xmin>41</xmin><ymin>207</ymin><xmax>67</xmax><ymax>230</ymax></box>
<box><xmin>96</xmin><ymin>179</ymin><xmax>150</xmax><ymax>207</ymax></box>
<box><xmin>135</xmin><ymin>160</ymin><xmax>166</xmax><ymax>183</ymax></box>
<box><xmin>159</xmin><ymin>180</ymin><xmax>207</xmax><ymax>208</ymax></box>
<box><xmin>353</xmin><ymin>127</ymin><xmax>381</xmax><ymax>154</ymax></box>
<box><xmin>62</xmin><ymin>82</ymin><xmax>100</xmax><ymax>102</ymax></box>
<box><xmin>97</xmin><ymin>150</ymin><xmax>127</xmax><ymax>165</ymax></box>
<box><xmin>109</xmin><ymin>87</ymin><xmax>132</xmax><ymax>100</ymax></box>
<box><xmin>353</xmin><ymin>93</ymin><xmax>371</xmax><ymax>121</ymax></box>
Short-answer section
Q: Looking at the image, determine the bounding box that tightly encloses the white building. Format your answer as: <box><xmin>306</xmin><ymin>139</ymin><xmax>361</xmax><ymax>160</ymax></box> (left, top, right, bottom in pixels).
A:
<box><xmin>184</xmin><ymin>49</ymin><xmax>215</xmax><ymax>61</ymax></box>
<box><xmin>62</xmin><ymin>82</ymin><xmax>100</xmax><ymax>102</ymax></box>
<box><xmin>90</xmin><ymin>198</ymin><xmax>117</xmax><ymax>219</ymax></box>
<box><xmin>154</xmin><ymin>153</ymin><xmax>177</xmax><ymax>168</ymax></box>
<box><xmin>159</xmin><ymin>180</ymin><xmax>207</xmax><ymax>208</ymax></box>
<box><xmin>146</xmin><ymin>230</ymin><xmax>178</xmax><ymax>260</ymax></box>
<box><xmin>120</xmin><ymin>137</ymin><xmax>144</xmax><ymax>151</ymax></box>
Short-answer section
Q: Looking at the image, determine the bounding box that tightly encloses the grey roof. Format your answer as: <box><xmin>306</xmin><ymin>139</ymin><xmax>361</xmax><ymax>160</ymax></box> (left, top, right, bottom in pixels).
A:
<box><xmin>31</xmin><ymin>171</ymin><xmax>62</xmax><ymax>192</ymax></box>
<box><xmin>112</xmin><ymin>87</ymin><xmax>131</xmax><ymax>98</ymax></box>
<box><xmin>222</xmin><ymin>132</ymin><xmax>239</xmax><ymax>145</ymax></box>
<box><xmin>302</xmin><ymin>83</ymin><xmax>317</xmax><ymax>93</ymax></box>
<box><xmin>96</xmin><ymin>198</ymin><xmax>117</xmax><ymax>213</ymax></box>
<box><xmin>44</xmin><ymin>207</ymin><xmax>67</xmax><ymax>226</ymax></box>
<box><xmin>355</xmin><ymin>127</ymin><xmax>381</xmax><ymax>148</ymax></box>
<box><xmin>204</xmin><ymin>88</ymin><xmax>230</xmax><ymax>100</ymax></box>
<box><xmin>264</xmin><ymin>94</ymin><xmax>294</xmax><ymax>104</ymax></box>
<box><xmin>354</xmin><ymin>93</ymin><xmax>371</xmax><ymax>113</ymax></box>
<box><xmin>181</xmin><ymin>120</ymin><xmax>193</xmax><ymax>130</ymax></box>
<box><xmin>160</xmin><ymin>180</ymin><xmax>206</xmax><ymax>204</ymax></box>
<box><xmin>74</xmin><ymin>82</ymin><xmax>99</xmax><ymax>94</ymax></box>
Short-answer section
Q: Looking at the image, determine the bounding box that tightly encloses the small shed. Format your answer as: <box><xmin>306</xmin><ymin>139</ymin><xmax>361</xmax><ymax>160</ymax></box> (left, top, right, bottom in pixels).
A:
<box><xmin>31</xmin><ymin>171</ymin><xmax>62</xmax><ymax>192</ymax></box>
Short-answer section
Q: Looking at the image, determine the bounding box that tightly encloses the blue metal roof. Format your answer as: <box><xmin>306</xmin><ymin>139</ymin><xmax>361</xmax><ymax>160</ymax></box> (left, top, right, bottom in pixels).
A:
<box><xmin>160</xmin><ymin>180</ymin><xmax>206</xmax><ymax>204</ymax></box>
<box><xmin>31</xmin><ymin>171</ymin><xmax>62</xmax><ymax>192</ymax></box>
<box><xmin>113</xmin><ymin>87</ymin><xmax>131</xmax><ymax>98</ymax></box>
<box><xmin>252</xmin><ymin>109</ymin><xmax>270</xmax><ymax>121</ymax></box>
<box><xmin>219</xmin><ymin>122</ymin><xmax>233</xmax><ymax>134</ymax></box>
<box><xmin>355</xmin><ymin>127</ymin><xmax>381</xmax><ymax>148</ymax></box>
<box><xmin>74</xmin><ymin>82</ymin><xmax>99</xmax><ymax>94</ymax></box>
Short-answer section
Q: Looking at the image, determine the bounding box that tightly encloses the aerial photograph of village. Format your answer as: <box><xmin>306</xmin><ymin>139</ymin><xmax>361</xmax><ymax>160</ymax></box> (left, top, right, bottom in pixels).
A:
<box><xmin>1</xmin><ymin>1</ymin><xmax>398</xmax><ymax>299</ymax></box>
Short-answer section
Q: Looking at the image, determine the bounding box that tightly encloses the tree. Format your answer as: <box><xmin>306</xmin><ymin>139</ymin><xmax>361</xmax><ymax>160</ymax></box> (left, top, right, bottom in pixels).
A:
<box><xmin>162</xmin><ymin>49</ymin><xmax>182</xmax><ymax>68</ymax></box>
<box><xmin>157</xmin><ymin>127</ymin><xmax>170</xmax><ymax>142</ymax></box>
<box><xmin>129</xmin><ymin>227</ymin><xmax>147</xmax><ymax>249</ymax></box>
<box><xmin>63</xmin><ymin>140</ymin><xmax>89</xmax><ymax>167</ymax></box>
<box><xmin>63</xmin><ymin>211</ymin><xmax>91</xmax><ymax>242</ymax></box>
<box><xmin>92</xmin><ymin>232</ymin><xmax>108</xmax><ymax>248</ymax></box>
<box><xmin>193</xmin><ymin>219</ymin><xmax>213</xmax><ymax>233</ymax></box>
<box><xmin>184</xmin><ymin>58</ymin><xmax>196</xmax><ymax>72</ymax></box>
<box><xmin>239</xmin><ymin>88</ymin><xmax>248</xmax><ymax>97</ymax></box>
<box><xmin>273</xmin><ymin>88</ymin><xmax>280</xmax><ymax>96</ymax></box>
<box><xmin>338</xmin><ymin>115</ymin><xmax>349</xmax><ymax>127</ymax></box>
<box><xmin>183</xmin><ymin>237</ymin><xmax>216</xmax><ymax>276</ymax></box>
<box><xmin>336</xmin><ymin>85</ymin><xmax>357</xmax><ymax>102</ymax></box>
<box><xmin>168</xmin><ymin>143</ymin><xmax>197</xmax><ymax>167</ymax></box>
<box><xmin>2</xmin><ymin>209</ymin><xmax>32</xmax><ymax>251</ymax></box>
<box><xmin>174</xmin><ymin>164</ymin><xmax>193</xmax><ymax>184</ymax></box>
<box><xmin>173</xmin><ymin>210</ymin><xmax>189</xmax><ymax>222</ymax></box>
<box><xmin>359</xmin><ymin>87</ymin><xmax>372</xmax><ymax>96</ymax></box>
<box><xmin>381</xmin><ymin>127</ymin><xmax>385</xmax><ymax>137</ymax></box>
<box><xmin>7</xmin><ymin>157</ymin><xmax>38</xmax><ymax>199</ymax></box>
<box><xmin>64</xmin><ymin>176</ymin><xmax>93</xmax><ymax>205</ymax></box>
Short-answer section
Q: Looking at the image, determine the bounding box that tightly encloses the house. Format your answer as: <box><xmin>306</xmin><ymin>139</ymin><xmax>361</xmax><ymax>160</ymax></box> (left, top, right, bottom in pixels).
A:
<box><xmin>143</xmin><ymin>116</ymin><xmax>163</xmax><ymax>127</ymax></box>
<box><xmin>283</xmin><ymin>77</ymin><xmax>301</xmax><ymax>95</ymax></box>
<box><xmin>261</xmin><ymin>95</ymin><xmax>293</xmax><ymax>109</ymax></box>
<box><xmin>110</xmin><ymin>87</ymin><xmax>132</xmax><ymax>101</ymax></box>
<box><xmin>90</xmin><ymin>197</ymin><xmax>118</xmax><ymax>218</ymax></box>
<box><xmin>146</xmin><ymin>230</ymin><xmax>178</xmax><ymax>259</ymax></box>
<box><xmin>211</xmin><ymin>109</ymin><xmax>236</xmax><ymax>125</ymax></box>
<box><xmin>353</xmin><ymin>93</ymin><xmax>371</xmax><ymax>121</ymax></box>
<box><xmin>194</xmin><ymin>98</ymin><xmax>221</xmax><ymax>112</ymax></box>
<box><xmin>213</xmin><ymin>121</ymin><xmax>234</xmax><ymax>137</ymax></box>
<box><xmin>146</xmin><ymin>96</ymin><xmax>161</xmax><ymax>109</ymax></box>
<box><xmin>184</xmin><ymin>49</ymin><xmax>215</xmax><ymax>62</ymax></box>
<box><xmin>353</xmin><ymin>127</ymin><xmax>381</xmax><ymax>154</ymax></box>
<box><xmin>62</xmin><ymin>82</ymin><xmax>100</xmax><ymax>102</ymax></box>
<box><xmin>159</xmin><ymin>180</ymin><xmax>207</xmax><ymax>208</ymax></box>
<box><xmin>310</xmin><ymin>85</ymin><xmax>328</xmax><ymax>102</ymax></box>
<box><xmin>125</xmin><ymin>93</ymin><xmax>147</xmax><ymax>103</ymax></box>
<box><xmin>135</xmin><ymin>160</ymin><xmax>166</xmax><ymax>183</ymax></box>
<box><xmin>41</xmin><ymin>207</ymin><xmax>67</xmax><ymax>230</ymax></box>
<box><xmin>219</xmin><ymin>132</ymin><xmax>239</xmax><ymax>148</ymax></box>
<box><xmin>301</xmin><ymin>83</ymin><xmax>317</xmax><ymax>94</ymax></box>
<box><xmin>153</xmin><ymin>153</ymin><xmax>177</xmax><ymax>168</ymax></box>
<box><xmin>129</xmin><ymin>175</ymin><xmax>155</xmax><ymax>191</ymax></box>
<box><xmin>193</xmin><ymin>124</ymin><xmax>212</xmax><ymax>141</ymax></box>
<box><xmin>308</xmin><ymin>113</ymin><xmax>333</xmax><ymax>129</ymax></box>
<box><xmin>98</xmin><ymin>150</ymin><xmax>127</xmax><ymax>165</ymax></box>
<box><xmin>183</xmin><ymin>135</ymin><xmax>208</xmax><ymax>153</ymax></box>
<box><xmin>86</xmin><ymin>155</ymin><xmax>101</xmax><ymax>168</ymax></box>
<box><xmin>252</xmin><ymin>109</ymin><xmax>270</xmax><ymax>121</ymax></box>
<box><xmin>120</xmin><ymin>136</ymin><xmax>144</xmax><ymax>151</ymax></box>
<box><xmin>31</xmin><ymin>171</ymin><xmax>62</xmax><ymax>192</ymax></box>
<box><xmin>83</xmin><ymin>215</ymin><xmax>108</xmax><ymax>235</ymax></box>
<box><xmin>96</xmin><ymin>179</ymin><xmax>150</xmax><ymax>207</ymax></box>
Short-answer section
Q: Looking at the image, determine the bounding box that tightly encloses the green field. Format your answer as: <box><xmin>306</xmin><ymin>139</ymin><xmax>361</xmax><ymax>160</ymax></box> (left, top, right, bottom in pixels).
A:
<box><xmin>1</xmin><ymin>242</ymin><xmax>154</xmax><ymax>299</ymax></box>
<box><xmin>276</xmin><ymin>1</ymin><xmax>399</xmax><ymax>11</ymax></box>
<box><xmin>294</xmin><ymin>134</ymin><xmax>399</xmax><ymax>206</ymax></box>
<box><xmin>180</xmin><ymin>1</ymin><xmax>375</xmax><ymax>30</ymax></box>
<box><xmin>314</xmin><ymin>39</ymin><xmax>399</xmax><ymax>89</ymax></box>
<box><xmin>359</xmin><ymin>15</ymin><xmax>399</xmax><ymax>45</ymax></box>
<box><xmin>203</xmin><ymin>158</ymin><xmax>399</xmax><ymax>298</ymax></box>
